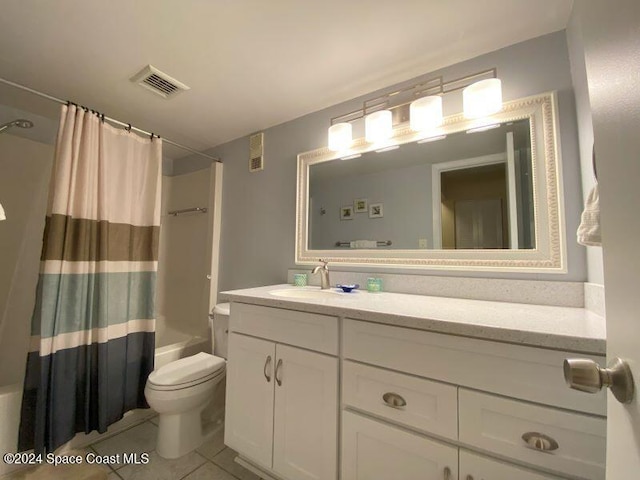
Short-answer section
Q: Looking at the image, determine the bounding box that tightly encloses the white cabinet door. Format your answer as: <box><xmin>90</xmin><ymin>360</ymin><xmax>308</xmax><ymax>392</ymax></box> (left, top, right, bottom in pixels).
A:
<box><xmin>342</xmin><ymin>410</ymin><xmax>458</xmax><ymax>480</ymax></box>
<box><xmin>224</xmin><ymin>333</ymin><xmax>275</xmax><ymax>470</ymax></box>
<box><xmin>273</xmin><ymin>344</ymin><xmax>338</xmax><ymax>480</ymax></box>
<box><xmin>460</xmin><ymin>450</ymin><xmax>562</xmax><ymax>480</ymax></box>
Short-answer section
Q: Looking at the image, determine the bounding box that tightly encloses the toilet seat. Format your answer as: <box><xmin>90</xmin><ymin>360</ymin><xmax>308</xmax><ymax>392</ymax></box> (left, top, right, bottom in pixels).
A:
<box><xmin>147</xmin><ymin>352</ymin><xmax>226</xmax><ymax>392</ymax></box>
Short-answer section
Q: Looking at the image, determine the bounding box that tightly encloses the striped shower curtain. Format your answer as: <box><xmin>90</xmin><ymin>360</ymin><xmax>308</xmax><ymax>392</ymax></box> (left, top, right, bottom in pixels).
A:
<box><xmin>18</xmin><ymin>105</ymin><xmax>162</xmax><ymax>454</ymax></box>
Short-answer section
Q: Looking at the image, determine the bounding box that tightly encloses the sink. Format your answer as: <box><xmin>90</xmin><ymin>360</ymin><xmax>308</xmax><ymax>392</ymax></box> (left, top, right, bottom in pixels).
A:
<box><xmin>269</xmin><ymin>288</ymin><xmax>343</xmax><ymax>299</ymax></box>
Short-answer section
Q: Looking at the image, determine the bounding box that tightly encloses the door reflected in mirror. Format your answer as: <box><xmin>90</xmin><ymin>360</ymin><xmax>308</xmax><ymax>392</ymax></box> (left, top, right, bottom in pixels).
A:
<box><xmin>308</xmin><ymin>119</ymin><xmax>534</xmax><ymax>251</ymax></box>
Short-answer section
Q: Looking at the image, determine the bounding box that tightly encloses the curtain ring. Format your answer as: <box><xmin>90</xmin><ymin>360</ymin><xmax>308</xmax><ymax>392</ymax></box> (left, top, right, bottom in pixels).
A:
<box><xmin>125</xmin><ymin>123</ymin><xmax>132</xmax><ymax>133</ymax></box>
<box><xmin>150</xmin><ymin>132</ymin><xmax>155</xmax><ymax>140</ymax></box>
<box><xmin>101</xmin><ymin>114</ymin><xmax>105</xmax><ymax>123</ymax></box>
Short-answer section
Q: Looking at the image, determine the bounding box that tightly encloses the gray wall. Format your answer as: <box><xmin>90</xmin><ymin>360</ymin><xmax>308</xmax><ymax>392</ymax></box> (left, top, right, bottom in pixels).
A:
<box><xmin>566</xmin><ymin>11</ymin><xmax>604</xmax><ymax>285</ymax></box>
<box><xmin>310</xmin><ymin>163</ymin><xmax>432</xmax><ymax>250</ymax></box>
<box><xmin>197</xmin><ymin>30</ymin><xmax>586</xmax><ymax>291</ymax></box>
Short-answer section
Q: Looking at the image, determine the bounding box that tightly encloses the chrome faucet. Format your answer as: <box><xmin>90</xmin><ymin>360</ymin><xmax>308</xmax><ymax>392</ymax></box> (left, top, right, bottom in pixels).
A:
<box><xmin>312</xmin><ymin>259</ymin><xmax>331</xmax><ymax>289</ymax></box>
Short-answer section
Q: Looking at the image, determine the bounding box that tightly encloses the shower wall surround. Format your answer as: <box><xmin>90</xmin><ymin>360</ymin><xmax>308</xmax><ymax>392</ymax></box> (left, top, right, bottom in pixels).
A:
<box><xmin>205</xmin><ymin>30</ymin><xmax>594</xmax><ymax>292</ymax></box>
<box><xmin>0</xmin><ymin>134</ymin><xmax>53</xmax><ymax>387</ymax></box>
<box><xmin>157</xmin><ymin>167</ymin><xmax>216</xmax><ymax>344</ymax></box>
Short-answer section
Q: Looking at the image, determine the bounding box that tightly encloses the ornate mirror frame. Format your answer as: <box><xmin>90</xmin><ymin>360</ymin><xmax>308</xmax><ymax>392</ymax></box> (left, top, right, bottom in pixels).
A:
<box><xmin>295</xmin><ymin>92</ymin><xmax>566</xmax><ymax>273</ymax></box>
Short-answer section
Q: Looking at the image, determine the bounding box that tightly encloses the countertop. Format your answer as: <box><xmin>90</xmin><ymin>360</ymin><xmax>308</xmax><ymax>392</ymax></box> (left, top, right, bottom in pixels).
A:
<box><xmin>221</xmin><ymin>284</ymin><xmax>606</xmax><ymax>355</ymax></box>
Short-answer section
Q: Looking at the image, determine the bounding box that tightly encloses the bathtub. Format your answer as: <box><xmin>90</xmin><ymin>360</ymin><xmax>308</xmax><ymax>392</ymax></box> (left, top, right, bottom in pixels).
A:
<box><xmin>0</xmin><ymin>384</ymin><xmax>23</xmax><ymax>476</ymax></box>
<box><xmin>154</xmin><ymin>329</ymin><xmax>211</xmax><ymax>369</ymax></box>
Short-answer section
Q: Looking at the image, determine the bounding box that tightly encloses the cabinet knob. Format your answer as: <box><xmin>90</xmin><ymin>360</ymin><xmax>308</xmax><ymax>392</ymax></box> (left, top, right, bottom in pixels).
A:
<box><xmin>263</xmin><ymin>355</ymin><xmax>272</xmax><ymax>382</ymax></box>
<box><xmin>382</xmin><ymin>392</ymin><xmax>407</xmax><ymax>408</ymax></box>
<box><xmin>521</xmin><ymin>432</ymin><xmax>559</xmax><ymax>452</ymax></box>
<box><xmin>564</xmin><ymin>357</ymin><xmax>634</xmax><ymax>404</ymax></box>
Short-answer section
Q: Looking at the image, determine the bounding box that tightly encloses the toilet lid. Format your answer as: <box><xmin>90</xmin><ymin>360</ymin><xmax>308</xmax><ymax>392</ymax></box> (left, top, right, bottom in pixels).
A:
<box><xmin>148</xmin><ymin>352</ymin><xmax>225</xmax><ymax>387</ymax></box>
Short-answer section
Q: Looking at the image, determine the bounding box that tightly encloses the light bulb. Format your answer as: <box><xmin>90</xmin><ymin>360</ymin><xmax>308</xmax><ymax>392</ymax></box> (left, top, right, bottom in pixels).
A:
<box><xmin>463</xmin><ymin>78</ymin><xmax>503</xmax><ymax>119</ymax></box>
<box><xmin>327</xmin><ymin>122</ymin><xmax>352</xmax><ymax>151</ymax></box>
<box><xmin>410</xmin><ymin>96</ymin><xmax>443</xmax><ymax>132</ymax></box>
<box><xmin>365</xmin><ymin>110</ymin><xmax>392</xmax><ymax>143</ymax></box>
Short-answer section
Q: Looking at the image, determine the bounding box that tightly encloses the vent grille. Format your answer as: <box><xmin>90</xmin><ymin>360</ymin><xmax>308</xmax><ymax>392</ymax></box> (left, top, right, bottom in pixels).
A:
<box><xmin>250</xmin><ymin>156</ymin><xmax>263</xmax><ymax>172</ymax></box>
<box><xmin>130</xmin><ymin>65</ymin><xmax>190</xmax><ymax>99</ymax></box>
<box><xmin>249</xmin><ymin>133</ymin><xmax>264</xmax><ymax>172</ymax></box>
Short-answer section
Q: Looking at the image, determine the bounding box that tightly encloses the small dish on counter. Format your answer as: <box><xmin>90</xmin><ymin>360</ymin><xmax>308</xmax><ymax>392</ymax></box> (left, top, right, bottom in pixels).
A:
<box><xmin>336</xmin><ymin>284</ymin><xmax>359</xmax><ymax>293</ymax></box>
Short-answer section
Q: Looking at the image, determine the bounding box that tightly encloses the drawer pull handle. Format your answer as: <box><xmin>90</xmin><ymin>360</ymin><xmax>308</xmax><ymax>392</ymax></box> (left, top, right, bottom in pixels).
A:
<box><xmin>522</xmin><ymin>432</ymin><xmax>559</xmax><ymax>452</ymax></box>
<box><xmin>466</xmin><ymin>476</ymin><xmax>474</xmax><ymax>480</ymax></box>
<box><xmin>263</xmin><ymin>355</ymin><xmax>272</xmax><ymax>382</ymax></box>
<box><xmin>275</xmin><ymin>359</ymin><xmax>283</xmax><ymax>386</ymax></box>
<box><xmin>382</xmin><ymin>392</ymin><xmax>407</xmax><ymax>408</ymax></box>
<box><xmin>443</xmin><ymin>466</ymin><xmax>451</xmax><ymax>479</ymax></box>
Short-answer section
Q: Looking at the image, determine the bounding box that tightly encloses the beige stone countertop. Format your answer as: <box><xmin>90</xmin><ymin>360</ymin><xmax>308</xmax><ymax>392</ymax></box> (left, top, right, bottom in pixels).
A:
<box><xmin>220</xmin><ymin>284</ymin><xmax>606</xmax><ymax>355</ymax></box>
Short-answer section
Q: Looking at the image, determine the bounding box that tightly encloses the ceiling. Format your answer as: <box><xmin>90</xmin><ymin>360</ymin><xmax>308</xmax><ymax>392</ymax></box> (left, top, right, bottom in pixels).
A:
<box><xmin>0</xmin><ymin>0</ymin><xmax>573</xmax><ymax>158</ymax></box>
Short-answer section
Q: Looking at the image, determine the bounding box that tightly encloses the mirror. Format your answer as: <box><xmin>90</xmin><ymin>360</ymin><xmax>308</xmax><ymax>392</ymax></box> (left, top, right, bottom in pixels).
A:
<box><xmin>309</xmin><ymin>119</ymin><xmax>534</xmax><ymax>251</ymax></box>
<box><xmin>296</xmin><ymin>93</ymin><xmax>566</xmax><ymax>272</ymax></box>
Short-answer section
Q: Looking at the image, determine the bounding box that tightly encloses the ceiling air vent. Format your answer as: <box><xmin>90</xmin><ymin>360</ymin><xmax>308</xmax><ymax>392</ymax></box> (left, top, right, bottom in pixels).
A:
<box><xmin>130</xmin><ymin>65</ymin><xmax>190</xmax><ymax>99</ymax></box>
<box><xmin>249</xmin><ymin>132</ymin><xmax>264</xmax><ymax>172</ymax></box>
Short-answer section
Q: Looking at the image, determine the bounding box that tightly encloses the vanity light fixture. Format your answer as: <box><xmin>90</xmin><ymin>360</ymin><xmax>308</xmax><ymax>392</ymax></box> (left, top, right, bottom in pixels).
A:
<box><xmin>466</xmin><ymin>123</ymin><xmax>501</xmax><ymax>134</ymax></box>
<box><xmin>340</xmin><ymin>153</ymin><xmax>362</xmax><ymax>161</ymax></box>
<box><xmin>417</xmin><ymin>134</ymin><xmax>447</xmax><ymax>144</ymax></box>
<box><xmin>365</xmin><ymin>110</ymin><xmax>393</xmax><ymax>144</ymax></box>
<box><xmin>375</xmin><ymin>145</ymin><xmax>400</xmax><ymax>153</ymax></box>
<box><xmin>463</xmin><ymin>78</ymin><xmax>503</xmax><ymax>119</ymax></box>
<box><xmin>328</xmin><ymin>122</ymin><xmax>353</xmax><ymax>151</ymax></box>
<box><xmin>326</xmin><ymin>68</ymin><xmax>502</xmax><ymax>151</ymax></box>
<box><xmin>410</xmin><ymin>95</ymin><xmax>443</xmax><ymax>132</ymax></box>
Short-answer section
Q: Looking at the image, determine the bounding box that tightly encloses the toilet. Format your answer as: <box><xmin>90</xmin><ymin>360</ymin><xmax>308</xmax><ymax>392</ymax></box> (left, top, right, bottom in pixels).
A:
<box><xmin>145</xmin><ymin>303</ymin><xmax>230</xmax><ymax>459</ymax></box>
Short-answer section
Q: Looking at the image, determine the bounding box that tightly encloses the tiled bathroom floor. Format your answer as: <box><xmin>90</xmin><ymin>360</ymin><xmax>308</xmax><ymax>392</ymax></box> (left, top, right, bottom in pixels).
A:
<box><xmin>3</xmin><ymin>420</ymin><xmax>261</xmax><ymax>480</ymax></box>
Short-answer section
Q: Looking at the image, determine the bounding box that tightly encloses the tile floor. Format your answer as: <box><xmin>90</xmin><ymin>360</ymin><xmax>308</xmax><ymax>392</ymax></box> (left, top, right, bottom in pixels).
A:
<box><xmin>3</xmin><ymin>420</ymin><xmax>261</xmax><ymax>480</ymax></box>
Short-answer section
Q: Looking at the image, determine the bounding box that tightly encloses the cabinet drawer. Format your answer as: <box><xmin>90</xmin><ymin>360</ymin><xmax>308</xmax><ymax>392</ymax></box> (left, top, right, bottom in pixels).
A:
<box><xmin>342</xmin><ymin>410</ymin><xmax>458</xmax><ymax>480</ymax></box>
<box><xmin>460</xmin><ymin>450</ymin><xmax>563</xmax><ymax>480</ymax></box>
<box><xmin>343</xmin><ymin>319</ymin><xmax>606</xmax><ymax>415</ymax></box>
<box><xmin>231</xmin><ymin>303</ymin><xmax>338</xmax><ymax>354</ymax></box>
<box><xmin>343</xmin><ymin>361</ymin><xmax>457</xmax><ymax>440</ymax></box>
<box><xmin>459</xmin><ymin>389</ymin><xmax>606</xmax><ymax>480</ymax></box>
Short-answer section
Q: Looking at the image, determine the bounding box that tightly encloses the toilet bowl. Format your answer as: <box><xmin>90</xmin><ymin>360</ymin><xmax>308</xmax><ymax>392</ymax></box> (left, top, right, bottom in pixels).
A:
<box><xmin>145</xmin><ymin>304</ymin><xmax>231</xmax><ymax>459</ymax></box>
<box><xmin>145</xmin><ymin>351</ymin><xmax>226</xmax><ymax>459</ymax></box>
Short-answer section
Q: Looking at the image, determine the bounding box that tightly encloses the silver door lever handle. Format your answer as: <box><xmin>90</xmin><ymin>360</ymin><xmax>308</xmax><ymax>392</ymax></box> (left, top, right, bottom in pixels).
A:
<box><xmin>564</xmin><ymin>357</ymin><xmax>634</xmax><ymax>404</ymax></box>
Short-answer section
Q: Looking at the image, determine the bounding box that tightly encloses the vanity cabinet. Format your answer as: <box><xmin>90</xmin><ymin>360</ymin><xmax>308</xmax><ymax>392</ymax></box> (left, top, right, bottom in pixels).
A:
<box><xmin>224</xmin><ymin>299</ymin><xmax>606</xmax><ymax>480</ymax></box>
<box><xmin>342</xmin><ymin>318</ymin><xmax>607</xmax><ymax>480</ymax></box>
<box><xmin>225</xmin><ymin>304</ymin><xmax>339</xmax><ymax>480</ymax></box>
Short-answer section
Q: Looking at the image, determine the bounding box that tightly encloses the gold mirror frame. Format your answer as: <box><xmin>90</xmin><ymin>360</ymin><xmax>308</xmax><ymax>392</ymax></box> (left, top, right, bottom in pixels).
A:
<box><xmin>296</xmin><ymin>92</ymin><xmax>566</xmax><ymax>272</ymax></box>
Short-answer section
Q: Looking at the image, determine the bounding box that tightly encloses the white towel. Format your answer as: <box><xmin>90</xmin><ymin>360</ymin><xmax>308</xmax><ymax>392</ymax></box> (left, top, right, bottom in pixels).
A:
<box><xmin>353</xmin><ymin>240</ymin><xmax>378</xmax><ymax>248</ymax></box>
<box><xmin>0</xmin><ymin>203</ymin><xmax>5</xmax><ymax>221</ymax></box>
<box><xmin>577</xmin><ymin>184</ymin><xmax>601</xmax><ymax>246</ymax></box>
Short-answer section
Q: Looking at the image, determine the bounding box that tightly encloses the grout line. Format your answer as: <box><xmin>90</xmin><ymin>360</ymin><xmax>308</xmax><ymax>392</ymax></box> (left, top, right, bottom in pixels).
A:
<box><xmin>176</xmin><ymin>456</ymin><xmax>208</xmax><ymax>480</ymax></box>
<box><xmin>109</xmin><ymin>469</ymin><xmax>124</xmax><ymax>480</ymax></box>
<box><xmin>209</xmin><ymin>449</ymin><xmax>251</xmax><ymax>480</ymax></box>
<box><xmin>88</xmin><ymin>444</ymin><xmax>116</xmax><ymax>473</ymax></box>
<box><xmin>90</xmin><ymin>414</ymin><xmax>156</xmax><ymax>450</ymax></box>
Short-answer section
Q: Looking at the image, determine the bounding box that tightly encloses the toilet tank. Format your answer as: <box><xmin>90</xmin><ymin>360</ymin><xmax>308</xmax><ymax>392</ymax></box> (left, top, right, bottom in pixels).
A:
<box><xmin>211</xmin><ymin>303</ymin><xmax>230</xmax><ymax>359</ymax></box>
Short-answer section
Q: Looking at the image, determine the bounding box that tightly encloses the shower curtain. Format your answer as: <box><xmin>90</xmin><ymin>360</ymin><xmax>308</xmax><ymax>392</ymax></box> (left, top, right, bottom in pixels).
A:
<box><xmin>18</xmin><ymin>105</ymin><xmax>162</xmax><ymax>454</ymax></box>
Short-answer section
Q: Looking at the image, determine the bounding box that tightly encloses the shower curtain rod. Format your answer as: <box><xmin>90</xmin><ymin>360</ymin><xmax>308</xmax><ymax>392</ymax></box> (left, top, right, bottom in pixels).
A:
<box><xmin>0</xmin><ymin>77</ymin><xmax>221</xmax><ymax>163</ymax></box>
